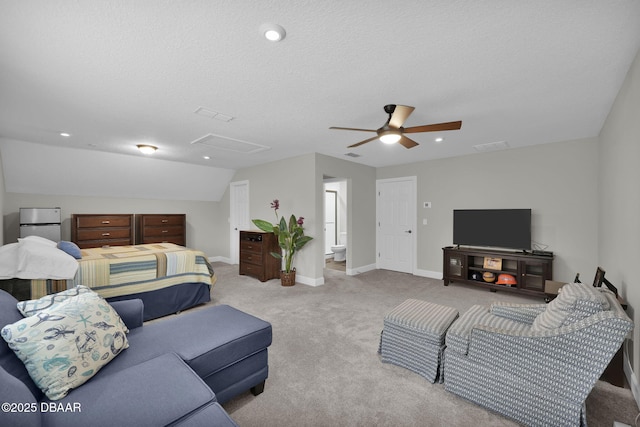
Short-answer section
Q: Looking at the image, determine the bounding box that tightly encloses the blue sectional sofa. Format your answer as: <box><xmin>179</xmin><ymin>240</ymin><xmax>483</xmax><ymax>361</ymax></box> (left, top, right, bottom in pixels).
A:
<box><xmin>0</xmin><ymin>289</ymin><xmax>272</xmax><ymax>426</ymax></box>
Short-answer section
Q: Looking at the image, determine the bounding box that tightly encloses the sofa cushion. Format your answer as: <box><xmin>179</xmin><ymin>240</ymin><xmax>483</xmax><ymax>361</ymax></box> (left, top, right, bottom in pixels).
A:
<box><xmin>0</xmin><ymin>364</ymin><xmax>41</xmax><ymax>427</ymax></box>
<box><xmin>531</xmin><ymin>282</ymin><xmax>610</xmax><ymax>331</ymax></box>
<box><xmin>0</xmin><ymin>290</ymin><xmax>43</xmax><ymax>401</ymax></box>
<box><xmin>445</xmin><ymin>304</ymin><xmax>531</xmax><ymax>355</ymax></box>
<box><xmin>172</xmin><ymin>402</ymin><xmax>239</xmax><ymax>427</ymax></box>
<box><xmin>1</xmin><ymin>291</ymin><xmax>129</xmax><ymax>400</ymax></box>
<box><xmin>97</xmin><ymin>305</ymin><xmax>272</xmax><ymax>386</ymax></box>
<box><xmin>41</xmin><ymin>352</ymin><xmax>218</xmax><ymax>427</ymax></box>
<box><xmin>16</xmin><ymin>285</ymin><xmax>93</xmax><ymax>317</ymax></box>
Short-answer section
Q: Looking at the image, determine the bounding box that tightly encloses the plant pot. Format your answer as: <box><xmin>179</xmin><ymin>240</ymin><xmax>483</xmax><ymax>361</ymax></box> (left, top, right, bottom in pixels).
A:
<box><xmin>280</xmin><ymin>269</ymin><xmax>296</xmax><ymax>287</ymax></box>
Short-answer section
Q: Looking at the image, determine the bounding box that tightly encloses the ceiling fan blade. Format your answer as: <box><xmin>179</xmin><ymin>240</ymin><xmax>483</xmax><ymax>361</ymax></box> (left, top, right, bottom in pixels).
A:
<box><xmin>403</xmin><ymin>120</ymin><xmax>462</xmax><ymax>133</ymax></box>
<box><xmin>388</xmin><ymin>105</ymin><xmax>415</xmax><ymax>128</ymax></box>
<box><xmin>329</xmin><ymin>126</ymin><xmax>376</xmax><ymax>132</ymax></box>
<box><xmin>347</xmin><ymin>135</ymin><xmax>380</xmax><ymax>148</ymax></box>
<box><xmin>397</xmin><ymin>135</ymin><xmax>419</xmax><ymax>149</ymax></box>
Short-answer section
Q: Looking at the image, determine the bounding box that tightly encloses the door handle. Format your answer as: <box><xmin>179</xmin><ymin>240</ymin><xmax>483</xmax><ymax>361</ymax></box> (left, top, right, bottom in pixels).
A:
<box><xmin>405</xmin><ymin>230</ymin><xmax>412</xmax><ymax>233</ymax></box>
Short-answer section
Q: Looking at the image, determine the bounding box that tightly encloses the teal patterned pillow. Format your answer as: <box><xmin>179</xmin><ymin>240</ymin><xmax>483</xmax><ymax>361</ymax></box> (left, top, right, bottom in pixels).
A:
<box><xmin>1</xmin><ymin>291</ymin><xmax>129</xmax><ymax>400</ymax></box>
<box><xmin>17</xmin><ymin>285</ymin><xmax>93</xmax><ymax>317</ymax></box>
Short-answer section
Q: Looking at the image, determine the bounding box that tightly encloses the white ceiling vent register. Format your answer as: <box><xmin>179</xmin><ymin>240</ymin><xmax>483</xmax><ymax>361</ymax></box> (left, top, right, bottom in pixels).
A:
<box><xmin>473</xmin><ymin>141</ymin><xmax>510</xmax><ymax>152</ymax></box>
<box><xmin>190</xmin><ymin>133</ymin><xmax>270</xmax><ymax>154</ymax></box>
<box><xmin>194</xmin><ymin>107</ymin><xmax>234</xmax><ymax>122</ymax></box>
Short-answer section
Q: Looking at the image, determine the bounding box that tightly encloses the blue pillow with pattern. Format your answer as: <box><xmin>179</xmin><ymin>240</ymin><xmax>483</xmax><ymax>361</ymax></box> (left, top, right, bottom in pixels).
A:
<box><xmin>1</xmin><ymin>291</ymin><xmax>129</xmax><ymax>400</ymax></box>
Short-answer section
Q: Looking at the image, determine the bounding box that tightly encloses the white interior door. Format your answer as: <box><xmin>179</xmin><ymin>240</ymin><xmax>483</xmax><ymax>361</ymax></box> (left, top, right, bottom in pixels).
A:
<box><xmin>229</xmin><ymin>180</ymin><xmax>250</xmax><ymax>264</ymax></box>
<box><xmin>376</xmin><ymin>177</ymin><xmax>416</xmax><ymax>273</ymax></box>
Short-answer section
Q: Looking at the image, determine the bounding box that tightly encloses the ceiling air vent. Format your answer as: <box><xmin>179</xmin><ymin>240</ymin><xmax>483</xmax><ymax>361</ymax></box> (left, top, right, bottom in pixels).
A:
<box><xmin>344</xmin><ymin>152</ymin><xmax>361</xmax><ymax>158</ymax></box>
<box><xmin>473</xmin><ymin>141</ymin><xmax>510</xmax><ymax>152</ymax></box>
<box><xmin>194</xmin><ymin>107</ymin><xmax>234</xmax><ymax>122</ymax></box>
<box><xmin>190</xmin><ymin>133</ymin><xmax>270</xmax><ymax>154</ymax></box>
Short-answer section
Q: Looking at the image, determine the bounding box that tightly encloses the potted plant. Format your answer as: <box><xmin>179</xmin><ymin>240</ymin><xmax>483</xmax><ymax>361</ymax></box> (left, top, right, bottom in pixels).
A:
<box><xmin>252</xmin><ymin>199</ymin><xmax>313</xmax><ymax>286</ymax></box>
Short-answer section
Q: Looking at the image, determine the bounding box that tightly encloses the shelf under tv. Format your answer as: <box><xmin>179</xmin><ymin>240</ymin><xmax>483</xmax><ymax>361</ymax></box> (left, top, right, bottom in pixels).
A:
<box><xmin>442</xmin><ymin>246</ymin><xmax>554</xmax><ymax>297</ymax></box>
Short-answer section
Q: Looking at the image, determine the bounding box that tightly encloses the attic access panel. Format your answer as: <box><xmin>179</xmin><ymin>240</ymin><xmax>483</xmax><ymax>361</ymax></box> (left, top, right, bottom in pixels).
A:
<box><xmin>190</xmin><ymin>133</ymin><xmax>270</xmax><ymax>154</ymax></box>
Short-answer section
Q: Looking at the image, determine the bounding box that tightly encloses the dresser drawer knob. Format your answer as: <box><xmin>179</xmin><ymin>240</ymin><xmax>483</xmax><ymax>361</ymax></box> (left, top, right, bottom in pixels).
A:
<box><xmin>101</xmin><ymin>220</ymin><xmax>110</xmax><ymax>224</ymax></box>
<box><xmin>102</xmin><ymin>233</ymin><xmax>110</xmax><ymax>236</ymax></box>
<box><xmin>161</xmin><ymin>219</ymin><xmax>168</xmax><ymax>223</ymax></box>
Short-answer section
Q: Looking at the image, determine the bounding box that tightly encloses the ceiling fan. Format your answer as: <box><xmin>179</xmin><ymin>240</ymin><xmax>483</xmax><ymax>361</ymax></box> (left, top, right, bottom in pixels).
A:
<box><xmin>330</xmin><ymin>104</ymin><xmax>462</xmax><ymax>149</ymax></box>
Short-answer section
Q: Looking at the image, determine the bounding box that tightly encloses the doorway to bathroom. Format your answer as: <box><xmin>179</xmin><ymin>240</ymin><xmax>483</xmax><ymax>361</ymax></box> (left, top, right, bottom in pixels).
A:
<box><xmin>324</xmin><ymin>178</ymin><xmax>347</xmax><ymax>272</ymax></box>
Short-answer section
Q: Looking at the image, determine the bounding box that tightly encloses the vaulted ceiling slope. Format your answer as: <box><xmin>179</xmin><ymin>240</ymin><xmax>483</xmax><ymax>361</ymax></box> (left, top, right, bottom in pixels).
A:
<box><xmin>0</xmin><ymin>139</ymin><xmax>235</xmax><ymax>202</ymax></box>
<box><xmin>1</xmin><ymin>1</ymin><xmax>639</xmax><ymax>174</ymax></box>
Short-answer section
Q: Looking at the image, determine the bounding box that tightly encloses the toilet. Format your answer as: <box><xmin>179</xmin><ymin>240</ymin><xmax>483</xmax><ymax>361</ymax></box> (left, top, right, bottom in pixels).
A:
<box><xmin>331</xmin><ymin>232</ymin><xmax>347</xmax><ymax>262</ymax></box>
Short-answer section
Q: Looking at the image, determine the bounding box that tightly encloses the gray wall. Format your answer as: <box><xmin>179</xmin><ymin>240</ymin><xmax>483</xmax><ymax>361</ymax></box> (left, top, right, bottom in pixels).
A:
<box><xmin>376</xmin><ymin>138</ymin><xmax>599</xmax><ymax>282</ymax></box>
<box><xmin>0</xmin><ymin>150</ymin><xmax>4</xmax><ymax>244</ymax></box>
<box><xmin>598</xmin><ymin>46</ymin><xmax>640</xmax><ymax>387</ymax></box>
<box><xmin>218</xmin><ymin>153</ymin><xmax>377</xmax><ymax>283</ymax></box>
<box><xmin>2</xmin><ymin>193</ymin><xmax>218</xmax><ymax>256</ymax></box>
<box><xmin>315</xmin><ymin>154</ymin><xmax>377</xmax><ymax>274</ymax></box>
<box><xmin>225</xmin><ymin>153</ymin><xmax>320</xmax><ymax>281</ymax></box>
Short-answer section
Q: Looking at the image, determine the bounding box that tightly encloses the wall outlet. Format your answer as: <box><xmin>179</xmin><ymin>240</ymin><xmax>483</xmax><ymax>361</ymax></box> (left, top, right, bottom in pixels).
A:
<box><xmin>423</xmin><ymin>202</ymin><xmax>432</xmax><ymax>208</ymax></box>
<box><xmin>423</xmin><ymin>218</ymin><xmax>428</xmax><ymax>225</ymax></box>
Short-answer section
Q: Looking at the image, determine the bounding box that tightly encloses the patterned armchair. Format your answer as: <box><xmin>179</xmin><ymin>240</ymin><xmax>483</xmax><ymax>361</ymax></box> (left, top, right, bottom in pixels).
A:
<box><xmin>443</xmin><ymin>282</ymin><xmax>633</xmax><ymax>427</ymax></box>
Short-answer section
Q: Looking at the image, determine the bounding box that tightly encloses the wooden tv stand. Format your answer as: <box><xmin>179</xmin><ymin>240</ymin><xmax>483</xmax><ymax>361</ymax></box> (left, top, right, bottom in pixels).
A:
<box><xmin>442</xmin><ymin>247</ymin><xmax>554</xmax><ymax>297</ymax></box>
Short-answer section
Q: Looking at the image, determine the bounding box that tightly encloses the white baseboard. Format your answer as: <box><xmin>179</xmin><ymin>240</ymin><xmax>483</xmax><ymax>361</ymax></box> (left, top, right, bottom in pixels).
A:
<box><xmin>209</xmin><ymin>256</ymin><xmax>232</xmax><ymax>264</ymax></box>
<box><xmin>298</xmin><ymin>274</ymin><xmax>325</xmax><ymax>287</ymax></box>
<box><xmin>624</xmin><ymin>339</ymin><xmax>640</xmax><ymax>408</ymax></box>
<box><xmin>414</xmin><ymin>268</ymin><xmax>442</xmax><ymax>280</ymax></box>
<box><xmin>346</xmin><ymin>263</ymin><xmax>377</xmax><ymax>276</ymax></box>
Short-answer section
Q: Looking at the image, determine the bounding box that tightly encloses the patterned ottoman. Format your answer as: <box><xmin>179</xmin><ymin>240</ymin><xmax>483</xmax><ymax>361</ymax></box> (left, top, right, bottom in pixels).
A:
<box><xmin>379</xmin><ymin>299</ymin><xmax>459</xmax><ymax>383</ymax></box>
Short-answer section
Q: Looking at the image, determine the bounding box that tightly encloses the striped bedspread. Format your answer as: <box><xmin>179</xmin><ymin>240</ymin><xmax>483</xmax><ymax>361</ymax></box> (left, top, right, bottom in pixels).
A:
<box><xmin>71</xmin><ymin>243</ymin><xmax>215</xmax><ymax>299</ymax></box>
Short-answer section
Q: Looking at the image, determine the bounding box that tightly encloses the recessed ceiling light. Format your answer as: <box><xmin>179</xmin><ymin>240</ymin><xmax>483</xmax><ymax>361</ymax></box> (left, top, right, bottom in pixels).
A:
<box><xmin>136</xmin><ymin>144</ymin><xmax>158</xmax><ymax>154</ymax></box>
<box><xmin>60</xmin><ymin>132</ymin><xmax>71</xmax><ymax>137</ymax></box>
<box><xmin>435</xmin><ymin>137</ymin><xmax>444</xmax><ymax>143</ymax></box>
<box><xmin>203</xmin><ymin>155</ymin><xmax>211</xmax><ymax>160</ymax></box>
<box><xmin>260</xmin><ymin>23</ymin><xmax>286</xmax><ymax>42</ymax></box>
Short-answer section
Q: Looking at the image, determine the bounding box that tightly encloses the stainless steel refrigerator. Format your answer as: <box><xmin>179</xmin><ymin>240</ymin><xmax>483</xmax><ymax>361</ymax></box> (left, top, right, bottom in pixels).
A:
<box><xmin>19</xmin><ymin>208</ymin><xmax>62</xmax><ymax>242</ymax></box>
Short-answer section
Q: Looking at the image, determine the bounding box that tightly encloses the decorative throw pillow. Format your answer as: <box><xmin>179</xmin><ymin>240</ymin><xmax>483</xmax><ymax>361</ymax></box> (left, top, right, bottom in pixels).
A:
<box><xmin>1</xmin><ymin>291</ymin><xmax>129</xmax><ymax>400</ymax></box>
<box><xmin>57</xmin><ymin>241</ymin><xmax>82</xmax><ymax>259</ymax></box>
<box><xmin>17</xmin><ymin>285</ymin><xmax>93</xmax><ymax>317</ymax></box>
<box><xmin>17</xmin><ymin>235</ymin><xmax>58</xmax><ymax>247</ymax></box>
<box><xmin>531</xmin><ymin>282</ymin><xmax>610</xmax><ymax>330</ymax></box>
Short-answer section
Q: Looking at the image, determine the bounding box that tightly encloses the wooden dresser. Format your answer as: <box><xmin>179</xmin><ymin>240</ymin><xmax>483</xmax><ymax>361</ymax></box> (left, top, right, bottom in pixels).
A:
<box><xmin>239</xmin><ymin>231</ymin><xmax>281</xmax><ymax>282</ymax></box>
<box><xmin>71</xmin><ymin>214</ymin><xmax>134</xmax><ymax>248</ymax></box>
<box><xmin>135</xmin><ymin>214</ymin><xmax>186</xmax><ymax>246</ymax></box>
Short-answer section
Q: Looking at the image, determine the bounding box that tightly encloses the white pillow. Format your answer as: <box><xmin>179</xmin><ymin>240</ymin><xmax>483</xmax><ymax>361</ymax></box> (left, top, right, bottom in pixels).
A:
<box><xmin>0</xmin><ymin>243</ymin><xmax>19</xmax><ymax>279</ymax></box>
<box><xmin>17</xmin><ymin>235</ymin><xmax>58</xmax><ymax>247</ymax></box>
<box><xmin>16</xmin><ymin>239</ymin><xmax>79</xmax><ymax>280</ymax></box>
<box><xmin>1</xmin><ymin>291</ymin><xmax>129</xmax><ymax>400</ymax></box>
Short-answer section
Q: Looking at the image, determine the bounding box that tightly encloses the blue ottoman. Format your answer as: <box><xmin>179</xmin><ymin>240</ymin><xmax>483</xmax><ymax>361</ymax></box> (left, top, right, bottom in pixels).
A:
<box><xmin>380</xmin><ymin>299</ymin><xmax>458</xmax><ymax>383</ymax></box>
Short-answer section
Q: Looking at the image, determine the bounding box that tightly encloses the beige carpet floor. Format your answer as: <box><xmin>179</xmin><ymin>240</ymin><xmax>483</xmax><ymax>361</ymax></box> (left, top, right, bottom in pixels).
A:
<box><xmin>195</xmin><ymin>263</ymin><xmax>639</xmax><ymax>426</ymax></box>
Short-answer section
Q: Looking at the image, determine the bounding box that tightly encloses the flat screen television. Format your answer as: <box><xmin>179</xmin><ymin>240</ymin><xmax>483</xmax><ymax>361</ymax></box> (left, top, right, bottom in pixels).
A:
<box><xmin>453</xmin><ymin>209</ymin><xmax>531</xmax><ymax>250</ymax></box>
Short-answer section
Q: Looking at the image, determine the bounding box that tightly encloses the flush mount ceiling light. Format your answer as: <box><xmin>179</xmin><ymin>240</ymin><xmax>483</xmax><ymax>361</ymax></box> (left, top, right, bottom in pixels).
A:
<box><xmin>136</xmin><ymin>144</ymin><xmax>157</xmax><ymax>154</ymax></box>
<box><xmin>260</xmin><ymin>23</ymin><xmax>286</xmax><ymax>42</ymax></box>
<box><xmin>59</xmin><ymin>132</ymin><xmax>71</xmax><ymax>137</ymax></box>
<box><xmin>434</xmin><ymin>137</ymin><xmax>444</xmax><ymax>143</ymax></box>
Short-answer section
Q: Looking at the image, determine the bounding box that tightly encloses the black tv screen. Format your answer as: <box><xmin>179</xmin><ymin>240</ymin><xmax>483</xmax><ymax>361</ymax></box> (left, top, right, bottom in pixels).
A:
<box><xmin>453</xmin><ymin>209</ymin><xmax>531</xmax><ymax>250</ymax></box>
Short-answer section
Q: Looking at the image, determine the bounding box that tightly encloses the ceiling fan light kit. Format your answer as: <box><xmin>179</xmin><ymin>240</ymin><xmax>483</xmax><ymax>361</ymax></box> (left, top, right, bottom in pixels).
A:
<box><xmin>379</xmin><ymin>131</ymin><xmax>401</xmax><ymax>144</ymax></box>
<box><xmin>330</xmin><ymin>104</ymin><xmax>462</xmax><ymax>149</ymax></box>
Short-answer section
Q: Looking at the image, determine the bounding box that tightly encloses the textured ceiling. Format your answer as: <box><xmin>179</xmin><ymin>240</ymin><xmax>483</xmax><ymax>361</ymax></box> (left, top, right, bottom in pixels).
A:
<box><xmin>1</xmin><ymin>0</ymin><xmax>640</xmax><ymax>170</ymax></box>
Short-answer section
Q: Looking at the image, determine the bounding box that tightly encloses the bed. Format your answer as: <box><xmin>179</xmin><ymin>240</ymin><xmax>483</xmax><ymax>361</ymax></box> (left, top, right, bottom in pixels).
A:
<box><xmin>0</xmin><ymin>239</ymin><xmax>216</xmax><ymax>321</ymax></box>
